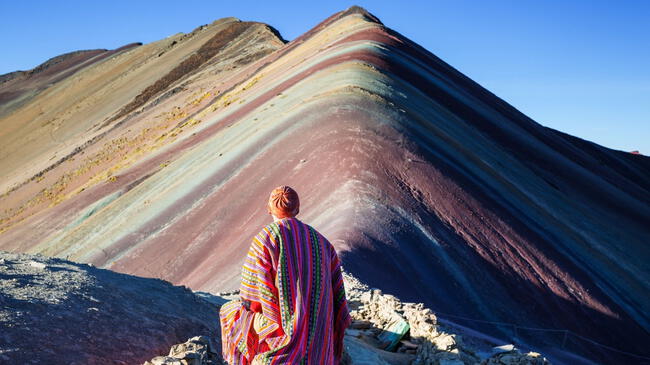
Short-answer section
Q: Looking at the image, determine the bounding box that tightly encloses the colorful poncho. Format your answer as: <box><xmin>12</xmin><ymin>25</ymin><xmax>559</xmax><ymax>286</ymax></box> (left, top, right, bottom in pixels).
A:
<box><xmin>220</xmin><ymin>217</ymin><xmax>351</xmax><ymax>364</ymax></box>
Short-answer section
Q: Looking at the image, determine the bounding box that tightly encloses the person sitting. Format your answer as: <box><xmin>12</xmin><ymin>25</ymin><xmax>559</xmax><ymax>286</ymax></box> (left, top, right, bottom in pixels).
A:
<box><xmin>220</xmin><ymin>185</ymin><xmax>351</xmax><ymax>364</ymax></box>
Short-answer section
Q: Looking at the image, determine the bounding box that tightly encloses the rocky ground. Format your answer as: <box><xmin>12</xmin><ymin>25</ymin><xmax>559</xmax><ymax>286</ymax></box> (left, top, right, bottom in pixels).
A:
<box><xmin>341</xmin><ymin>274</ymin><xmax>549</xmax><ymax>365</ymax></box>
<box><xmin>145</xmin><ymin>273</ymin><xmax>550</xmax><ymax>365</ymax></box>
<box><xmin>0</xmin><ymin>251</ymin><xmax>219</xmax><ymax>364</ymax></box>
<box><xmin>0</xmin><ymin>250</ymin><xmax>550</xmax><ymax>364</ymax></box>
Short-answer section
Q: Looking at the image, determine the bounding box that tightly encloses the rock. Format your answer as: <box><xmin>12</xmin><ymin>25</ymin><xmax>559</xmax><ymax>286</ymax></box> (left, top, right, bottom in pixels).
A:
<box><xmin>342</xmin><ymin>272</ymin><xmax>550</xmax><ymax>365</ymax></box>
<box><xmin>344</xmin><ymin>336</ymin><xmax>393</xmax><ymax>364</ymax></box>
<box><xmin>492</xmin><ymin>344</ymin><xmax>516</xmax><ymax>354</ymax></box>
<box><xmin>344</xmin><ymin>336</ymin><xmax>414</xmax><ymax>365</ymax></box>
<box><xmin>434</xmin><ymin>351</ymin><xmax>463</xmax><ymax>364</ymax></box>
<box><xmin>500</xmin><ymin>354</ymin><xmax>519</xmax><ymax>364</ymax></box>
<box><xmin>439</xmin><ymin>359</ymin><xmax>465</xmax><ymax>365</ymax></box>
<box><xmin>28</xmin><ymin>261</ymin><xmax>46</xmax><ymax>269</ymax></box>
<box><xmin>145</xmin><ymin>356</ymin><xmax>181</xmax><ymax>365</ymax></box>
<box><xmin>482</xmin><ymin>350</ymin><xmax>550</xmax><ymax>365</ymax></box>
<box><xmin>433</xmin><ymin>334</ymin><xmax>457</xmax><ymax>351</ymax></box>
<box><xmin>144</xmin><ymin>336</ymin><xmax>220</xmax><ymax>365</ymax></box>
<box><xmin>400</xmin><ymin>340</ymin><xmax>418</xmax><ymax>349</ymax></box>
<box><xmin>349</xmin><ymin>320</ymin><xmax>372</xmax><ymax>329</ymax></box>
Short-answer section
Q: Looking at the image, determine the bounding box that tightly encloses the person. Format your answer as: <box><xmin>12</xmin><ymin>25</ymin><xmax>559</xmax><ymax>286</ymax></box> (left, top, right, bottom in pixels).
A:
<box><xmin>220</xmin><ymin>186</ymin><xmax>351</xmax><ymax>364</ymax></box>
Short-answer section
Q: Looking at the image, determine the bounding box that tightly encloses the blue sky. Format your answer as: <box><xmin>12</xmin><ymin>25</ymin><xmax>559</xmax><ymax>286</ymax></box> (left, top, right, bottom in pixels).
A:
<box><xmin>1</xmin><ymin>0</ymin><xmax>648</xmax><ymax>153</ymax></box>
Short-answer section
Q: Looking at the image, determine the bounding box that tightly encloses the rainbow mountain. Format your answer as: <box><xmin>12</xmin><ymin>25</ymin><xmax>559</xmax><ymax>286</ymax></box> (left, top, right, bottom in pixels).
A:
<box><xmin>1</xmin><ymin>6</ymin><xmax>648</xmax><ymax>364</ymax></box>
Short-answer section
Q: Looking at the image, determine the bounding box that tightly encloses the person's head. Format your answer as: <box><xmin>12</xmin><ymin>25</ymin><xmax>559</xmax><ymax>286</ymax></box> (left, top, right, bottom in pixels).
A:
<box><xmin>268</xmin><ymin>186</ymin><xmax>300</xmax><ymax>221</ymax></box>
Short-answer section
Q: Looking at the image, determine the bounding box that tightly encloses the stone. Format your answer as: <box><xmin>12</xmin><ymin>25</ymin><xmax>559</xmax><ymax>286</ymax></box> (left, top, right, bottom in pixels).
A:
<box><xmin>439</xmin><ymin>359</ymin><xmax>465</xmax><ymax>365</ymax></box>
<box><xmin>144</xmin><ymin>336</ymin><xmax>220</xmax><ymax>365</ymax></box>
<box><xmin>28</xmin><ymin>261</ymin><xmax>46</xmax><ymax>269</ymax></box>
<box><xmin>492</xmin><ymin>344</ymin><xmax>516</xmax><ymax>353</ymax></box>
<box><xmin>499</xmin><ymin>354</ymin><xmax>519</xmax><ymax>364</ymax></box>
<box><xmin>433</xmin><ymin>334</ymin><xmax>457</xmax><ymax>351</ymax></box>
<box><xmin>340</xmin><ymin>273</ymin><xmax>551</xmax><ymax>365</ymax></box>
<box><xmin>147</xmin><ymin>356</ymin><xmax>181</xmax><ymax>365</ymax></box>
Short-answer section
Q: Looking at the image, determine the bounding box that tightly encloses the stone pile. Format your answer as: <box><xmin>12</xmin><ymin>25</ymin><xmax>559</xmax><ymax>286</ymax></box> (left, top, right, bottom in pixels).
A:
<box><xmin>481</xmin><ymin>352</ymin><xmax>547</xmax><ymax>365</ymax></box>
<box><xmin>144</xmin><ymin>273</ymin><xmax>550</xmax><ymax>365</ymax></box>
<box><xmin>143</xmin><ymin>336</ymin><xmax>222</xmax><ymax>365</ymax></box>
<box><xmin>342</xmin><ymin>273</ymin><xmax>549</xmax><ymax>365</ymax></box>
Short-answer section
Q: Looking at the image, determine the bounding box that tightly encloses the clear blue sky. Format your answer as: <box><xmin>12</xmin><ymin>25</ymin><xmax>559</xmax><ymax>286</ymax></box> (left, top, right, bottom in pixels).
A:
<box><xmin>1</xmin><ymin>0</ymin><xmax>648</xmax><ymax>153</ymax></box>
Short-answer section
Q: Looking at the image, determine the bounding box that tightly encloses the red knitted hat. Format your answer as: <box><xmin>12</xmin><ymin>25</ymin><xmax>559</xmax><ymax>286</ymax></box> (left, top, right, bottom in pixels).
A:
<box><xmin>268</xmin><ymin>186</ymin><xmax>300</xmax><ymax>218</ymax></box>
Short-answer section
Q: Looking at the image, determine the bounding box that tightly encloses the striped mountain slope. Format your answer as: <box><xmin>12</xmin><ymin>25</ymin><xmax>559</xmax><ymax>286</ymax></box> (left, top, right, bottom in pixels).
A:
<box><xmin>1</xmin><ymin>6</ymin><xmax>648</xmax><ymax>363</ymax></box>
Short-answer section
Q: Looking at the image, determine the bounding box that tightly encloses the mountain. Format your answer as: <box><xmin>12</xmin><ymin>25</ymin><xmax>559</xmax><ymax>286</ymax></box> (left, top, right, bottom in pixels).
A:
<box><xmin>0</xmin><ymin>45</ymin><xmax>141</xmax><ymax>118</ymax></box>
<box><xmin>1</xmin><ymin>6</ymin><xmax>648</xmax><ymax>364</ymax></box>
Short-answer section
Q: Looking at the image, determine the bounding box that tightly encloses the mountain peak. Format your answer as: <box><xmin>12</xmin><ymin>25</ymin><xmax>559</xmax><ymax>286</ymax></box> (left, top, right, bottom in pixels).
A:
<box><xmin>338</xmin><ymin>5</ymin><xmax>384</xmax><ymax>25</ymax></box>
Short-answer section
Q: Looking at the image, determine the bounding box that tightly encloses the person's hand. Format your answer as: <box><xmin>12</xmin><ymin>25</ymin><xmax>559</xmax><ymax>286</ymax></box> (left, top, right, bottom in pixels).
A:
<box><xmin>253</xmin><ymin>312</ymin><xmax>269</xmax><ymax>334</ymax></box>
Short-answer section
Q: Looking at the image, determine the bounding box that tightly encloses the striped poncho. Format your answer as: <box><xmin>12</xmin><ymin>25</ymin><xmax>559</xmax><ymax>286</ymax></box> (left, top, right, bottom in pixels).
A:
<box><xmin>220</xmin><ymin>217</ymin><xmax>351</xmax><ymax>364</ymax></box>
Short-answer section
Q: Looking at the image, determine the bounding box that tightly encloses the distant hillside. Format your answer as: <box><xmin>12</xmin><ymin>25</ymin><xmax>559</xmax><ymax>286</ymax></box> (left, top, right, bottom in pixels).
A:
<box><xmin>0</xmin><ymin>45</ymin><xmax>141</xmax><ymax>118</ymax></box>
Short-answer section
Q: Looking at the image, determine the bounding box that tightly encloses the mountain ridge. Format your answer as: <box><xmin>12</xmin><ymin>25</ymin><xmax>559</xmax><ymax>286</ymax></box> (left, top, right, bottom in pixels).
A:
<box><xmin>0</xmin><ymin>6</ymin><xmax>647</xmax><ymax>364</ymax></box>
